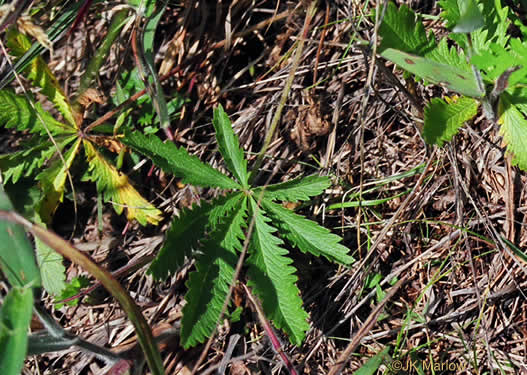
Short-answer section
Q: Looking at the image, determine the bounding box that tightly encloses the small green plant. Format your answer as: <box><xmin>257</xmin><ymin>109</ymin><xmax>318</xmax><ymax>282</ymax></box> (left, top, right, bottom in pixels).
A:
<box><xmin>0</xmin><ymin>28</ymin><xmax>162</xmax><ymax>226</ymax></box>
<box><xmin>123</xmin><ymin>105</ymin><xmax>354</xmax><ymax>347</ymax></box>
<box><xmin>113</xmin><ymin>67</ymin><xmax>187</xmax><ymax>136</ymax></box>
<box><xmin>378</xmin><ymin>0</ymin><xmax>527</xmax><ymax>171</ymax></box>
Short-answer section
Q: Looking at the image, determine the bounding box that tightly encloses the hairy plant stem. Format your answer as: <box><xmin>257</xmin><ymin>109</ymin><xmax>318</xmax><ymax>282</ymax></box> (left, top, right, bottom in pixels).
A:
<box><xmin>0</xmin><ymin>211</ymin><xmax>166</xmax><ymax>375</ymax></box>
<box><xmin>31</xmin><ymin>303</ymin><xmax>122</xmax><ymax>363</ymax></box>
<box><xmin>249</xmin><ymin>1</ymin><xmax>318</xmax><ymax>183</ymax></box>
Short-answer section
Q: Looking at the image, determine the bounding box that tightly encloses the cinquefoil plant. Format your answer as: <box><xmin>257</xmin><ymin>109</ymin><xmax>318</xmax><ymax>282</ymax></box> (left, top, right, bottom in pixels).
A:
<box><xmin>123</xmin><ymin>105</ymin><xmax>354</xmax><ymax>348</ymax></box>
<box><xmin>0</xmin><ymin>28</ymin><xmax>162</xmax><ymax>296</ymax></box>
<box><xmin>378</xmin><ymin>0</ymin><xmax>527</xmax><ymax>171</ymax></box>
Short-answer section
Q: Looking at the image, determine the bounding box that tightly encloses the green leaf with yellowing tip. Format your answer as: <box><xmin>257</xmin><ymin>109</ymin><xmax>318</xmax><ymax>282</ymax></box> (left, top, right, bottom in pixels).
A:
<box><xmin>36</xmin><ymin>137</ymin><xmax>81</xmax><ymax>223</ymax></box>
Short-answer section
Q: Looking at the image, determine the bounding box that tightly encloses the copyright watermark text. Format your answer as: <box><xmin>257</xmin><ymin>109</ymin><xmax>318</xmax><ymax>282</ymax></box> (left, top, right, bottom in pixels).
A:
<box><xmin>389</xmin><ymin>358</ymin><xmax>467</xmax><ymax>373</ymax></box>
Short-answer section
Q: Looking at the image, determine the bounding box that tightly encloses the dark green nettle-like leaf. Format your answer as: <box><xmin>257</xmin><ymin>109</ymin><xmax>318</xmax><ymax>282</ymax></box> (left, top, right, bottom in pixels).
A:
<box><xmin>0</xmin><ymin>184</ymin><xmax>41</xmax><ymax>288</ymax></box>
<box><xmin>423</xmin><ymin>96</ymin><xmax>479</xmax><ymax>146</ymax></box>
<box><xmin>259</xmin><ymin>175</ymin><xmax>331</xmax><ymax>202</ymax></box>
<box><xmin>212</xmin><ymin>105</ymin><xmax>249</xmax><ymax>188</ymax></box>
<box><xmin>0</xmin><ymin>286</ymin><xmax>34</xmax><ymax>375</ymax></box>
<box><xmin>262</xmin><ymin>199</ymin><xmax>354</xmax><ymax>265</ymax></box>
<box><xmin>180</xmin><ymin>197</ymin><xmax>246</xmax><ymax>348</ymax></box>
<box><xmin>246</xmin><ymin>198</ymin><xmax>309</xmax><ymax>346</ymax></box>
<box><xmin>123</xmin><ymin>131</ymin><xmax>240</xmax><ymax>189</ymax></box>
<box><xmin>378</xmin><ymin>2</ymin><xmax>435</xmax><ymax>55</ymax></box>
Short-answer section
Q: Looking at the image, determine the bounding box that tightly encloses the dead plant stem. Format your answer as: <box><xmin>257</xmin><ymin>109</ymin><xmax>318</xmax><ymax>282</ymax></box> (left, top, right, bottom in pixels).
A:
<box><xmin>355</xmin><ymin>0</ymin><xmax>386</xmax><ymax>261</ymax></box>
<box><xmin>250</xmin><ymin>1</ymin><xmax>318</xmax><ymax>182</ymax></box>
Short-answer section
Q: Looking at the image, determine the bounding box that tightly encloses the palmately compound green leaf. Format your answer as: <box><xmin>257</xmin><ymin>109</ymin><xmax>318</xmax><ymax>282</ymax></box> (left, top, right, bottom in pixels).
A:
<box><xmin>149</xmin><ymin>193</ymin><xmax>243</xmax><ymax>280</ymax></box>
<box><xmin>123</xmin><ymin>131</ymin><xmax>241</xmax><ymax>190</ymax></box>
<box><xmin>259</xmin><ymin>175</ymin><xmax>331</xmax><ymax>202</ymax></box>
<box><xmin>180</xmin><ymin>196</ymin><xmax>246</xmax><ymax>348</ymax></box>
<box><xmin>212</xmin><ymin>105</ymin><xmax>249</xmax><ymax>188</ymax></box>
<box><xmin>83</xmin><ymin>141</ymin><xmax>162</xmax><ymax>225</ymax></box>
<box><xmin>0</xmin><ymin>286</ymin><xmax>34</xmax><ymax>375</ymax></box>
<box><xmin>0</xmin><ymin>184</ymin><xmax>41</xmax><ymax>288</ymax></box>
<box><xmin>261</xmin><ymin>199</ymin><xmax>353</xmax><ymax>265</ymax></box>
<box><xmin>378</xmin><ymin>2</ymin><xmax>435</xmax><ymax>55</ymax></box>
<box><xmin>246</xmin><ymin>198</ymin><xmax>309</xmax><ymax>346</ymax></box>
<box><xmin>498</xmin><ymin>94</ymin><xmax>527</xmax><ymax>171</ymax></box>
<box><xmin>424</xmin><ymin>96</ymin><xmax>479</xmax><ymax>146</ymax></box>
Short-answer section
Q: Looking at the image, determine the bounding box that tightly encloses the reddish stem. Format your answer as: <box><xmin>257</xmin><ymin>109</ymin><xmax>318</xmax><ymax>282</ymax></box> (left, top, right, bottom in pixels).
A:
<box><xmin>66</xmin><ymin>0</ymin><xmax>94</xmax><ymax>39</ymax></box>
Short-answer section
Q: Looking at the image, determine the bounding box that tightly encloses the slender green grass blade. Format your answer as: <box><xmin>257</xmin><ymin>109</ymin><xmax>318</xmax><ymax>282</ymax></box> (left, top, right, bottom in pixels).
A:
<box><xmin>0</xmin><ymin>1</ymin><xmax>81</xmax><ymax>89</ymax></box>
<box><xmin>354</xmin><ymin>347</ymin><xmax>390</xmax><ymax>375</ymax></box>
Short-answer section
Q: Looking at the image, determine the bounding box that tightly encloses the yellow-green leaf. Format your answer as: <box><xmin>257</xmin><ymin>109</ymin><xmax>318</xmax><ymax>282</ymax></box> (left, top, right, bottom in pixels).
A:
<box><xmin>37</xmin><ymin>137</ymin><xmax>81</xmax><ymax>223</ymax></box>
<box><xmin>83</xmin><ymin>141</ymin><xmax>162</xmax><ymax>225</ymax></box>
